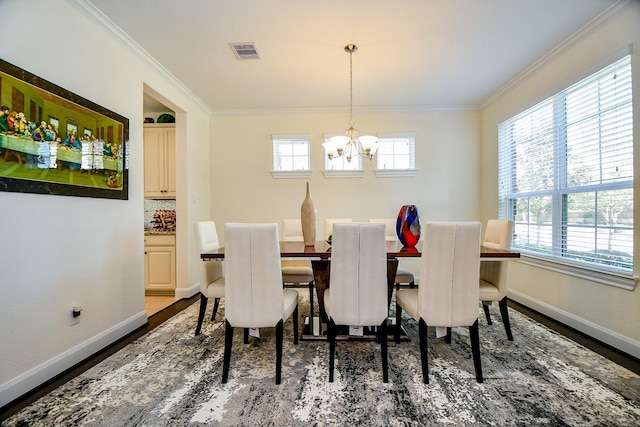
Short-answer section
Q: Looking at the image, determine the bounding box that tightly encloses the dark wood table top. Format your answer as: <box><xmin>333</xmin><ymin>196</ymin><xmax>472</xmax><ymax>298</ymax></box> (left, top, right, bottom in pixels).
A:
<box><xmin>200</xmin><ymin>241</ymin><xmax>520</xmax><ymax>260</ymax></box>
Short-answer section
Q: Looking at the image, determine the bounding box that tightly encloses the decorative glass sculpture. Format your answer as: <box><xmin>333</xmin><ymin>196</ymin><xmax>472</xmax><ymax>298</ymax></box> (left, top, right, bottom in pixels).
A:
<box><xmin>396</xmin><ymin>205</ymin><xmax>421</xmax><ymax>247</ymax></box>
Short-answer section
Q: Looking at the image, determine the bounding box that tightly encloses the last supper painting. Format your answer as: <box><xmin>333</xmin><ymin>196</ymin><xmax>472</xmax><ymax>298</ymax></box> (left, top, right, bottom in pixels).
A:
<box><xmin>0</xmin><ymin>58</ymin><xmax>128</xmax><ymax>200</ymax></box>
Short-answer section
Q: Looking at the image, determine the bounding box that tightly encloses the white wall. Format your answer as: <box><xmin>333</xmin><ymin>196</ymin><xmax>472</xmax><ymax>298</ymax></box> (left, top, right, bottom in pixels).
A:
<box><xmin>209</xmin><ymin>109</ymin><xmax>481</xmax><ymax>283</ymax></box>
<box><xmin>210</xmin><ymin>109</ymin><xmax>481</xmax><ymax>239</ymax></box>
<box><xmin>479</xmin><ymin>2</ymin><xmax>640</xmax><ymax>357</ymax></box>
<box><xmin>0</xmin><ymin>0</ymin><xmax>211</xmax><ymax>406</ymax></box>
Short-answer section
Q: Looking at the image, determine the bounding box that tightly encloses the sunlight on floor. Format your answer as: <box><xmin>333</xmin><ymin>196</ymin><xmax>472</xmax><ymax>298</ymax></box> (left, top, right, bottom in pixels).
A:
<box><xmin>145</xmin><ymin>296</ymin><xmax>176</xmax><ymax>317</ymax></box>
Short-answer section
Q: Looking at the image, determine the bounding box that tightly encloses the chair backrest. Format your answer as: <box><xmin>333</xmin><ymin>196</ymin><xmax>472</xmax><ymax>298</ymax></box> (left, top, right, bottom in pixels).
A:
<box><xmin>224</xmin><ymin>223</ymin><xmax>284</xmax><ymax>328</ymax></box>
<box><xmin>483</xmin><ymin>219</ymin><xmax>513</xmax><ymax>250</ymax></box>
<box><xmin>282</xmin><ymin>219</ymin><xmax>304</xmax><ymax>242</ymax></box>
<box><xmin>329</xmin><ymin>222</ymin><xmax>388</xmax><ymax>326</ymax></box>
<box><xmin>368</xmin><ymin>218</ymin><xmax>397</xmax><ymax>241</ymax></box>
<box><xmin>324</xmin><ymin>218</ymin><xmax>352</xmax><ymax>240</ymax></box>
<box><xmin>480</xmin><ymin>219</ymin><xmax>514</xmax><ymax>297</ymax></box>
<box><xmin>419</xmin><ymin>221</ymin><xmax>481</xmax><ymax>327</ymax></box>
<box><xmin>193</xmin><ymin>221</ymin><xmax>223</xmax><ymax>293</ymax></box>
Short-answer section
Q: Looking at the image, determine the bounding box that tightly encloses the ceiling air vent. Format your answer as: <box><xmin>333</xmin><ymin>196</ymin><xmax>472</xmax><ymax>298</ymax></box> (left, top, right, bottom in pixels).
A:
<box><xmin>230</xmin><ymin>42</ymin><xmax>260</xmax><ymax>60</ymax></box>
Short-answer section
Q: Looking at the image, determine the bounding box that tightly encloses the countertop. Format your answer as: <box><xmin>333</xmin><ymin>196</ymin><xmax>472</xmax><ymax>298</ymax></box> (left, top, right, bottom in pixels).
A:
<box><xmin>144</xmin><ymin>229</ymin><xmax>176</xmax><ymax>235</ymax></box>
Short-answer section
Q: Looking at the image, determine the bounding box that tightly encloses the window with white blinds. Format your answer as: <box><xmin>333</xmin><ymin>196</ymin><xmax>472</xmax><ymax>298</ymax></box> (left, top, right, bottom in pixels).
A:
<box><xmin>272</xmin><ymin>135</ymin><xmax>311</xmax><ymax>172</ymax></box>
<box><xmin>323</xmin><ymin>135</ymin><xmax>363</xmax><ymax>171</ymax></box>
<box><xmin>376</xmin><ymin>134</ymin><xmax>416</xmax><ymax>170</ymax></box>
<box><xmin>498</xmin><ymin>55</ymin><xmax>633</xmax><ymax>274</ymax></box>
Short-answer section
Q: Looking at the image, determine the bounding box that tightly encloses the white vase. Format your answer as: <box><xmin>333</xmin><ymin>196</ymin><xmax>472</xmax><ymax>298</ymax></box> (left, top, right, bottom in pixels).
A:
<box><xmin>300</xmin><ymin>181</ymin><xmax>317</xmax><ymax>246</ymax></box>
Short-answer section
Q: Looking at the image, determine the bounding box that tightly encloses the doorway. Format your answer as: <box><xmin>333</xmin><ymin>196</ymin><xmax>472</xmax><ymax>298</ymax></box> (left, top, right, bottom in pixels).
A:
<box><xmin>143</xmin><ymin>91</ymin><xmax>177</xmax><ymax>317</ymax></box>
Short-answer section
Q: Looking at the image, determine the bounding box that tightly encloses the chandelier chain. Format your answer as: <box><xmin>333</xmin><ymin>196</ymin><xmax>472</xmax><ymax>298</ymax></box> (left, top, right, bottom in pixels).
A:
<box><xmin>322</xmin><ymin>43</ymin><xmax>378</xmax><ymax>162</ymax></box>
<box><xmin>349</xmin><ymin>47</ymin><xmax>353</xmax><ymax>125</ymax></box>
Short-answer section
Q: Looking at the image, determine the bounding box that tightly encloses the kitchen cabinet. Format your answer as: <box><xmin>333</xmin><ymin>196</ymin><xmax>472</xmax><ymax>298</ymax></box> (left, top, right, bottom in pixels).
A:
<box><xmin>144</xmin><ymin>124</ymin><xmax>176</xmax><ymax>198</ymax></box>
<box><xmin>144</xmin><ymin>234</ymin><xmax>176</xmax><ymax>295</ymax></box>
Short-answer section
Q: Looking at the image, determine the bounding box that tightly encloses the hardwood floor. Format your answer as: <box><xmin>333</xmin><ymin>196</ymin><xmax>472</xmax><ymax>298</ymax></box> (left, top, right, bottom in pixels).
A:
<box><xmin>145</xmin><ymin>295</ymin><xmax>177</xmax><ymax>317</ymax></box>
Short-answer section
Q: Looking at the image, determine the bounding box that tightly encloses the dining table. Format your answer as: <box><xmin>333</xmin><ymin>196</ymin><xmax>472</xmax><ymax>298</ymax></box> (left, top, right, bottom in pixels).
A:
<box><xmin>201</xmin><ymin>240</ymin><xmax>520</xmax><ymax>340</ymax></box>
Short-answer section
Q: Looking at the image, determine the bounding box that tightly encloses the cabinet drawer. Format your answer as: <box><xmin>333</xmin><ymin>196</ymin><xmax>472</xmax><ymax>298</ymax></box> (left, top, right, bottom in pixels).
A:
<box><xmin>144</xmin><ymin>234</ymin><xmax>176</xmax><ymax>246</ymax></box>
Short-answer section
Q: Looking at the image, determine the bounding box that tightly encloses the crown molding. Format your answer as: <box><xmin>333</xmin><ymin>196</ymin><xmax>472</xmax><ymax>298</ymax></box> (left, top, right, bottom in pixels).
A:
<box><xmin>67</xmin><ymin>0</ymin><xmax>211</xmax><ymax>114</ymax></box>
<box><xmin>481</xmin><ymin>0</ymin><xmax>636</xmax><ymax>109</ymax></box>
<box><xmin>210</xmin><ymin>104</ymin><xmax>479</xmax><ymax>116</ymax></box>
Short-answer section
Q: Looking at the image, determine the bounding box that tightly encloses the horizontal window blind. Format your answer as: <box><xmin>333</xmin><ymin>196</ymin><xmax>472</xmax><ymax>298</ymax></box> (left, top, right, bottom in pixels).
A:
<box><xmin>323</xmin><ymin>135</ymin><xmax>362</xmax><ymax>171</ymax></box>
<box><xmin>498</xmin><ymin>55</ymin><xmax>633</xmax><ymax>273</ymax></box>
<box><xmin>376</xmin><ymin>134</ymin><xmax>416</xmax><ymax>170</ymax></box>
<box><xmin>272</xmin><ymin>136</ymin><xmax>311</xmax><ymax>171</ymax></box>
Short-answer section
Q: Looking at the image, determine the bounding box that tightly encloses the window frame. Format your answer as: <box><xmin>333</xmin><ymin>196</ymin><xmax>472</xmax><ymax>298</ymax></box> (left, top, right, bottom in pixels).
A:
<box><xmin>498</xmin><ymin>54</ymin><xmax>635</xmax><ymax>289</ymax></box>
<box><xmin>322</xmin><ymin>134</ymin><xmax>365</xmax><ymax>179</ymax></box>
<box><xmin>271</xmin><ymin>134</ymin><xmax>312</xmax><ymax>179</ymax></box>
<box><xmin>374</xmin><ymin>132</ymin><xmax>417</xmax><ymax>178</ymax></box>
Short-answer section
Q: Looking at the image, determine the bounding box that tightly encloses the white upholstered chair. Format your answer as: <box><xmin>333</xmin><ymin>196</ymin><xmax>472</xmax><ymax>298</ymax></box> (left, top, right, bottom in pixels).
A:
<box><xmin>193</xmin><ymin>221</ymin><xmax>225</xmax><ymax>336</ymax></box>
<box><xmin>369</xmin><ymin>218</ymin><xmax>416</xmax><ymax>289</ymax></box>
<box><xmin>222</xmin><ymin>223</ymin><xmax>299</xmax><ymax>385</ymax></box>
<box><xmin>324</xmin><ymin>218</ymin><xmax>352</xmax><ymax>241</ymax></box>
<box><xmin>480</xmin><ymin>219</ymin><xmax>515</xmax><ymax>341</ymax></box>
<box><xmin>395</xmin><ymin>221</ymin><xmax>483</xmax><ymax>383</ymax></box>
<box><xmin>281</xmin><ymin>219</ymin><xmax>316</xmax><ymax>329</ymax></box>
<box><xmin>325</xmin><ymin>222</ymin><xmax>389</xmax><ymax>383</ymax></box>
<box><xmin>281</xmin><ymin>219</ymin><xmax>314</xmax><ymax>287</ymax></box>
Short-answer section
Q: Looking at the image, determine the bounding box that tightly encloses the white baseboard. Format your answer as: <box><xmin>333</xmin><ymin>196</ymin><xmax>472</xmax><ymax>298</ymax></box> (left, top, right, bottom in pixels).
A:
<box><xmin>0</xmin><ymin>311</ymin><xmax>147</xmax><ymax>408</ymax></box>
<box><xmin>175</xmin><ymin>283</ymin><xmax>200</xmax><ymax>299</ymax></box>
<box><xmin>508</xmin><ymin>289</ymin><xmax>640</xmax><ymax>360</ymax></box>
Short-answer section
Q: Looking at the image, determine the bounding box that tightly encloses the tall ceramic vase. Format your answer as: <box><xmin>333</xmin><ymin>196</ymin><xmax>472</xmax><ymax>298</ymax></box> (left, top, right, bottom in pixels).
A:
<box><xmin>396</xmin><ymin>205</ymin><xmax>421</xmax><ymax>248</ymax></box>
<box><xmin>300</xmin><ymin>181</ymin><xmax>317</xmax><ymax>246</ymax></box>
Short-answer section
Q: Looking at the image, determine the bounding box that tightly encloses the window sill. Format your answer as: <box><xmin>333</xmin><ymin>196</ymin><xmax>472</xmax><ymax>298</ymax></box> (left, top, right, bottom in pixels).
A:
<box><xmin>322</xmin><ymin>170</ymin><xmax>365</xmax><ymax>179</ymax></box>
<box><xmin>517</xmin><ymin>254</ymin><xmax>637</xmax><ymax>290</ymax></box>
<box><xmin>374</xmin><ymin>169</ymin><xmax>417</xmax><ymax>178</ymax></box>
<box><xmin>271</xmin><ymin>170</ymin><xmax>313</xmax><ymax>179</ymax></box>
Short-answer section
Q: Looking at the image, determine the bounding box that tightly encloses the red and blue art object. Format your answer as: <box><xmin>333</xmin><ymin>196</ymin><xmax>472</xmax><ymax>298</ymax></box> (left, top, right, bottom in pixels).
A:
<box><xmin>396</xmin><ymin>205</ymin><xmax>421</xmax><ymax>248</ymax></box>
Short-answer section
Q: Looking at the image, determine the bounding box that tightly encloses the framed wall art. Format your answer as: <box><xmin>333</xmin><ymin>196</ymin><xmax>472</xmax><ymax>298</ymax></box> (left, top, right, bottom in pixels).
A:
<box><xmin>0</xmin><ymin>58</ymin><xmax>129</xmax><ymax>200</ymax></box>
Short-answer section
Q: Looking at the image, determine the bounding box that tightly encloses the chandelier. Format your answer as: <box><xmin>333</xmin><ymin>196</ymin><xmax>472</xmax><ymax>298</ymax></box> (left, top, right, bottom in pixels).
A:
<box><xmin>323</xmin><ymin>44</ymin><xmax>378</xmax><ymax>162</ymax></box>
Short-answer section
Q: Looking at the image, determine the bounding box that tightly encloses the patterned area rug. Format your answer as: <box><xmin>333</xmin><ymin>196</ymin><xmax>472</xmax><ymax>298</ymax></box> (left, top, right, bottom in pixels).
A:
<box><xmin>4</xmin><ymin>293</ymin><xmax>640</xmax><ymax>426</ymax></box>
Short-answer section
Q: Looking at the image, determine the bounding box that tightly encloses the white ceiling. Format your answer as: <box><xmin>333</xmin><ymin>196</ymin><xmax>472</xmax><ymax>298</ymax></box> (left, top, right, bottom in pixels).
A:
<box><xmin>85</xmin><ymin>0</ymin><xmax>621</xmax><ymax>113</ymax></box>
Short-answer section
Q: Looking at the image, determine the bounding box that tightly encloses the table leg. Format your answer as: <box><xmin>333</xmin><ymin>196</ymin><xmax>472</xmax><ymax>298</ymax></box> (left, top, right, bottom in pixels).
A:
<box><xmin>387</xmin><ymin>259</ymin><xmax>399</xmax><ymax>307</ymax></box>
<box><xmin>310</xmin><ymin>258</ymin><xmax>399</xmax><ymax>331</ymax></box>
<box><xmin>310</xmin><ymin>259</ymin><xmax>330</xmax><ymax>325</ymax></box>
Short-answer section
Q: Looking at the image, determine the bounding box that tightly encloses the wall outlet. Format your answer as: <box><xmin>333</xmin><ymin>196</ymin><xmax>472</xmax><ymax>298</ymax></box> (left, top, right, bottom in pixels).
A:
<box><xmin>70</xmin><ymin>306</ymin><xmax>82</xmax><ymax>326</ymax></box>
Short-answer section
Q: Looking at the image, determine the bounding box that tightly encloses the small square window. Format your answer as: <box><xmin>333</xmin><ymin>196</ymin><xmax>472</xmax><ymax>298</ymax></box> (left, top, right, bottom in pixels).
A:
<box><xmin>376</xmin><ymin>134</ymin><xmax>416</xmax><ymax>170</ymax></box>
<box><xmin>323</xmin><ymin>135</ymin><xmax>363</xmax><ymax>171</ymax></box>
<box><xmin>272</xmin><ymin>135</ymin><xmax>311</xmax><ymax>172</ymax></box>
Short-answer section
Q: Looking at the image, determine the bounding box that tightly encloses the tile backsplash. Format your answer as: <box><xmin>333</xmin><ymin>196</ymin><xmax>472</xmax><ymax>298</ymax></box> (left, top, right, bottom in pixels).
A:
<box><xmin>144</xmin><ymin>199</ymin><xmax>176</xmax><ymax>229</ymax></box>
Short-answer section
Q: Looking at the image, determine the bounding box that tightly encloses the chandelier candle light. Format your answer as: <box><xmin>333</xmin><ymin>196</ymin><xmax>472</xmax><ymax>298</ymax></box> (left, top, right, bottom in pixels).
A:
<box><xmin>323</xmin><ymin>44</ymin><xmax>378</xmax><ymax>162</ymax></box>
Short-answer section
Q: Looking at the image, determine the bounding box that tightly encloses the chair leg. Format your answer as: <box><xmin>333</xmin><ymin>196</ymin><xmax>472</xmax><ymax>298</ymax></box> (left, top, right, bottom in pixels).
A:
<box><xmin>498</xmin><ymin>297</ymin><xmax>514</xmax><ymax>341</ymax></box>
<box><xmin>222</xmin><ymin>320</ymin><xmax>234</xmax><ymax>383</ymax></box>
<box><xmin>469</xmin><ymin>319</ymin><xmax>483</xmax><ymax>383</ymax></box>
<box><xmin>293</xmin><ymin>304</ymin><xmax>299</xmax><ymax>345</ymax></box>
<box><xmin>380</xmin><ymin>319</ymin><xmax>389</xmax><ymax>383</ymax></box>
<box><xmin>482</xmin><ymin>301</ymin><xmax>492</xmax><ymax>325</ymax></box>
<box><xmin>210</xmin><ymin>298</ymin><xmax>220</xmax><ymax>321</ymax></box>
<box><xmin>195</xmin><ymin>293</ymin><xmax>208</xmax><ymax>336</ymax></box>
<box><xmin>308</xmin><ymin>280</ymin><xmax>314</xmax><ymax>328</ymax></box>
<box><xmin>445</xmin><ymin>327</ymin><xmax>452</xmax><ymax>344</ymax></box>
<box><xmin>395</xmin><ymin>302</ymin><xmax>402</xmax><ymax>343</ymax></box>
<box><xmin>243</xmin><ymin>328</ymin><xmax>249</xmax><ymax>344</ymax></box>
<box><xmin>419</xmin><ymin>318</ymin><xmax>429</xmax><ymax>384</ymax></box>
<box><xmin>329</xmin><ymin>318</ymin><xmax>336</xmax><ymax>382</ymax></box>
<box><xmin>275</xmin><ymin>319</ymin><xmax>284</xmax><ymax>385</ymax></box>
